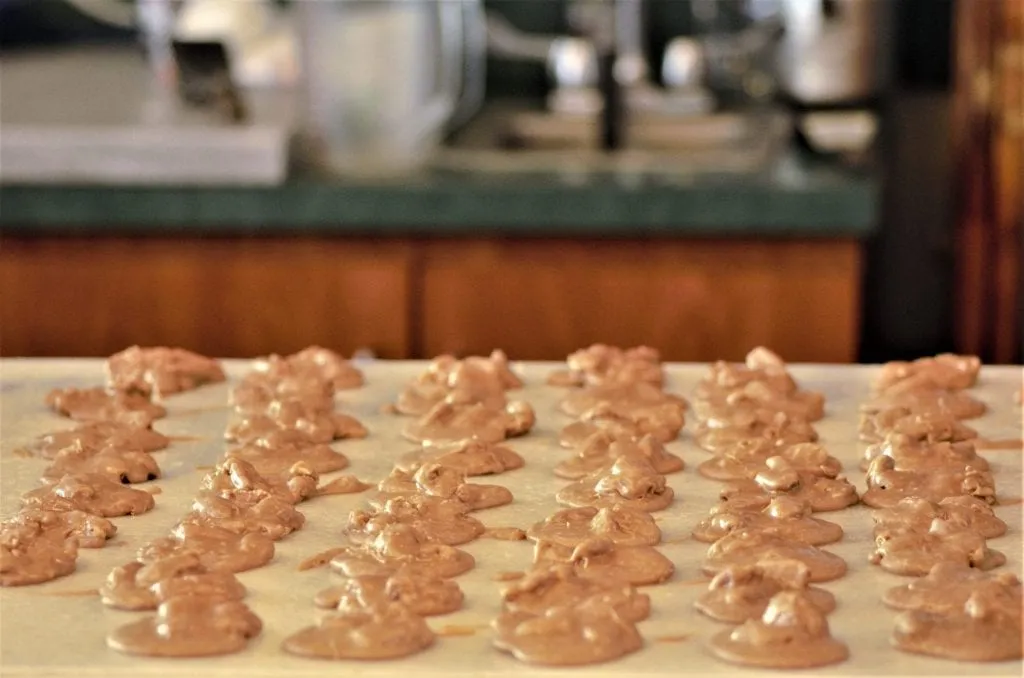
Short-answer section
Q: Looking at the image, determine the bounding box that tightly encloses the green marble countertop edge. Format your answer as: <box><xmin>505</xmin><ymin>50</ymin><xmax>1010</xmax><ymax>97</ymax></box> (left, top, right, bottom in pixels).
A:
<box><xmin>0</xmin><ymin>153</ymin><xmax>880</xmax><ymax>238</ymax></box>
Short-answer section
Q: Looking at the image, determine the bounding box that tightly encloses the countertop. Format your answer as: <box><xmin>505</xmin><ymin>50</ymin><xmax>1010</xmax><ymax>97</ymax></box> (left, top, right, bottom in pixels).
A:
<box><xmin>0</xmin><ymin>47</ymin><xmax>880</xmax><ymax>238</ymax></box>
<box><xmin>0</xmin><ymin>150</ymin><xmax>879</xmax><ymax>237</ymax></box>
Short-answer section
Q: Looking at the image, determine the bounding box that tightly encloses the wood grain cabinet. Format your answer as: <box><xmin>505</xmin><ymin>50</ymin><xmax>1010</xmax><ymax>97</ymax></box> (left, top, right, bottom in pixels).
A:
<box><xmin>1</xmin><ymin>235</ymin><xmax>862</xmax><ymax>362</ymax></box>
<box><xmin>0</xmin><ymin>237</ymin><xmax>414</xmax><ymax>359</ymax></box>
<box><xmin>952</xmin><ymin>0</ymin><xmax>1023</xmax><ymax>363</ymax></box>
<box><xmin>420</xmin><ymin>238</ymin><xmax>861</xmax><ymax>363</ymax></box>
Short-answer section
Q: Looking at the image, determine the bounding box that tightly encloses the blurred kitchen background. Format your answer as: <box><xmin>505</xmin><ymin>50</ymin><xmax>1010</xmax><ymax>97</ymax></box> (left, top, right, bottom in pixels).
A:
<box><xmin>0</xmin><ymin>0</ymin><xmax>1020</xmax><ymax>364</ymax></box>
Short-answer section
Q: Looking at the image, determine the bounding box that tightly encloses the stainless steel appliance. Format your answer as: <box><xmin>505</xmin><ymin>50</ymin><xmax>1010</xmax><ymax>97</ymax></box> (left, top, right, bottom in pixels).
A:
<box><xmin>775</xmin><ymin>0</ymin><xmax>894</xmax><ymax>106</ymax></box>
<box><xmin>474</xmin><ymin>0</ymin><xmax>789</xmax><ymax>165</ymax></box>
<box><xmin>295</xmin><ymin>0</ymin><xmax>486</xmax><ymax>176</ymax></box>
<box><xmin>773</xmin><ymin>0</ymin><xmax>894</xmax><ymax>157</ymax></box>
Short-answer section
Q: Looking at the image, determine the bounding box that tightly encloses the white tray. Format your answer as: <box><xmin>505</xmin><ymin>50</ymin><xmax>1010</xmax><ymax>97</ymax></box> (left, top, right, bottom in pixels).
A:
<box><xmin>1</xmin><ymin>359</ymin><xmax>1021</xmax><ymax>677</ymax></box>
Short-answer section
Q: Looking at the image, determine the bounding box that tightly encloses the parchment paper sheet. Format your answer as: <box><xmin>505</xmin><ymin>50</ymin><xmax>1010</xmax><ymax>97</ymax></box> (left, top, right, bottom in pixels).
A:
<box><xmin>1</xmin><ymin>359</ymin><xmax>1020</xmax><ymax>677</ymax></box>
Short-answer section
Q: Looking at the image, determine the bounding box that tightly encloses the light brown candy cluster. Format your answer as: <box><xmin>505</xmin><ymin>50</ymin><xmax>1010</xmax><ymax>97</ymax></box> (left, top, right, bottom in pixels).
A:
<box><xmin>389</xmin><ymin>351</ymin><xmax>535</xmax><ymax>446</ymax></box>
<box><xmin>225</xmin><ymin>347</ymin><xmax>368</xmax><ymax>445</ymax></box>
<box><xmin>884</xmin><ymin>562</ymin><xmax>1022</xmax><ymax>662</ymax></box>
<box><xmin>283</xmin><ymin>350</ymin><xmax>528</xmax><ymax>661</ymax></box>
<box><xmin>546</xmin><ymin>344</ymin><xmax>664</xmax><ymax>388</ymax></box>
<box><xmin>859</xmin><ymin>354</ymin><xmax>1019</xmax><ymax>662</ymax></box>
<box><xmin>393</xmin><ymin>350</ymin><xmax>521</xmax><ymax>414</ymax></box>
<box><xmin>688</xmin><ymin>347</ymin><xmax>851</xmax><ymax>669</ymax></box>
<box><xmin>4</xmin><ymin>346</ymin><xmax>227</xmax><ymax>589</ymax></box>
<box><xmin>106</xmin><ymin>345</ymin><xmax>226</xmax><ymax>399</ymax></box>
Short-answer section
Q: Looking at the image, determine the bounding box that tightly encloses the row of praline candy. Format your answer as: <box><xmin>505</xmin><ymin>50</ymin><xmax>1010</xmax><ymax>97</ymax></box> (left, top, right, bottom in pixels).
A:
<box><xmin>281</xmin><ymin>352</ymin><xmax>532</xmax><ymax>660</ymax></box>
<box><xmin>4</xmin><ymin>349</ymin><xmax>181</xmax><ymax>589</ymax></box>
<box><xmin>686</xmin><ymin>350</ymin><xmax>853</xmax><ymax>670</ymax></box>
<box><xmin>493</xmin><ymin>346</ymin><xmax>688</xmax><ymax>666</ymax></box>
<box><xmin>860</xmin><ymin>355</ymin><xmax>1021</xmax><ymax>663</ymax></box>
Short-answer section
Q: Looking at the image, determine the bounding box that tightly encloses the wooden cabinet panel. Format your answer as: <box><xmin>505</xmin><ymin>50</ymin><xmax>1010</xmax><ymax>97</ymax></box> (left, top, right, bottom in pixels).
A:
<box><xmin>420</xmin><ymin>238</ymin><xmax>861</xmax><ymax>362</ymax></box>
<box><xmin>1</xmin><ymin>234</ymin><xmax>861</xmax><ymax>362</ymax></box>
<box><xmin>951</xmin><ymin>0</ymin><xmax>1023</xmax><ymax>363</ymax></box>
<box><xmin>0</xmin><ymin>237</ymin><xmax>413</xmax><ymax>358</ymax></box>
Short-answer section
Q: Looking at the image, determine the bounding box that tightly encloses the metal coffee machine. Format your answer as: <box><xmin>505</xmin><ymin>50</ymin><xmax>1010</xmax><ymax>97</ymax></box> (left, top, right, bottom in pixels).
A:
<box><xmin>773</xmin><ymin>0</ymin><xmax>895</xmax><ymax>156</ymax></box>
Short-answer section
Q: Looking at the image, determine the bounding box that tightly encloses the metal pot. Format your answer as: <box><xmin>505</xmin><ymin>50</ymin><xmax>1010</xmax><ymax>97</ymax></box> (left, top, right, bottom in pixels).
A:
<box><xmin>774</xmin><ymin>0</ymin><xmax>894</xmax><ymax>105</ymax></box>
